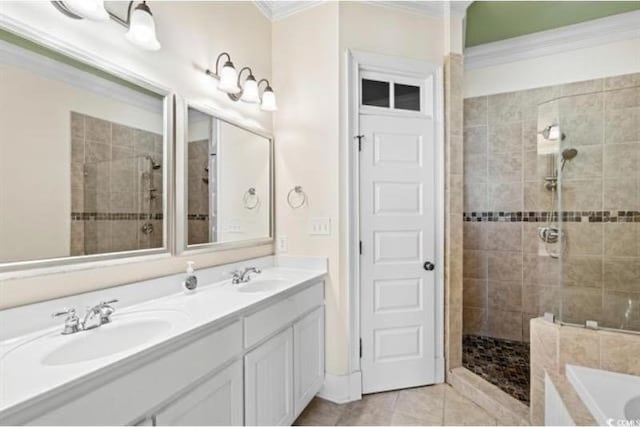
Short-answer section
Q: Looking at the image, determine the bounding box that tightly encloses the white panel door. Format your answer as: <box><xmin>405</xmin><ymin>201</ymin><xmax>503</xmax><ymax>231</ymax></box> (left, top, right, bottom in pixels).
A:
<box><xmin>244</xmin><ymin>328</ymin><xmax>294</xmax><ymax>426</ymax></box>
<box><xmin>360</xmin><ymin>114</ymin><xmax>437</xmax><ymax>393</ymax></box>
<box><xmin>154</xmin><ymin>359</ymin><xmax>243</xmax><ymax>426</ymax></box>
<box><xmin>293</xmin><ymin>307</ymin><xmax>325</xmax><ymax>417</ymax></box>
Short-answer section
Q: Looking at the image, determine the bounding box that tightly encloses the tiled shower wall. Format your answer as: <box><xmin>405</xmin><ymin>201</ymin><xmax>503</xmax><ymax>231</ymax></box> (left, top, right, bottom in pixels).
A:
<box><xmin>187</xmin><ymin>139</ymin><xmax>211</xmax><ymax>245</ymax></box>
<box><xmin>462</xmin><ymin>73</ymin><xmax>640</xmax><ymax>342</ymax></box>
<box><xmin>70</xmin><ymin>112</ymin><xmax>163</xmax><ymax>255</ymax></box>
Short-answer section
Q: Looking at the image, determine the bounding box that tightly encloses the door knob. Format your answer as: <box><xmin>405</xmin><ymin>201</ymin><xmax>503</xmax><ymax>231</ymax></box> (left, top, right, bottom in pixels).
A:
<box><xmin>423</xmin><ymin>261</ymin><xmax>435</xmax><ymax>271</ymax></box>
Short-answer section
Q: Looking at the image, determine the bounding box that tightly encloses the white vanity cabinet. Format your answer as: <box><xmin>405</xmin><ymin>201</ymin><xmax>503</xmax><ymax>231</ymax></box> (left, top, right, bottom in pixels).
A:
<box><xmin>244</xmin><ymin>329</ymin><xmax>295</xmax><ymax>426</ymax></box>
<box><xmin>154</xmin><ymin>360</ymin><xmax>244</xmax><ymax>426</ymax></box>
<box><xmin>2</xmin><ymin>280</ymin><xmax>325</xmax><ymax>427</ymax></box>
<box><xmin>293</xmin><ymin>307</ymin><xmax>325</xmax><ymax>416</ymax></box>
<box><xmin>244</xmin><ymin>283</ymin><xmax>325</xmax><ymax>426</ymax></box>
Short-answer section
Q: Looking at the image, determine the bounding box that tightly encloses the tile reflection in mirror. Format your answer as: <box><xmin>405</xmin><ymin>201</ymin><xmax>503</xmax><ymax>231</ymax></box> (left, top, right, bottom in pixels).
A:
<box><xmin>0</xmin><ymin>33</ymin><xmax>167</xmax><ymax>265</ymax></box>
<box><xmin>186</xmin><ymin>107</ymin><xmax>271</xmax><ymax>247</ymax></box>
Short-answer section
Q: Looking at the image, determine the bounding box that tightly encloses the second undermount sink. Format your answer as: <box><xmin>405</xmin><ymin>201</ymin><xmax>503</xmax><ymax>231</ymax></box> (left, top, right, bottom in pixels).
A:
<box><xmin>625</xmin><ymin>396</ymin><xmax>640</xmax><ymax>420</ymax></box>
<box><xmin>237</xmin><ymin>279</ymin><xmax>289</xmax><ymax>293</ymax></box>
<box><xmin>4</xmin><ymin>310</ymin><xmax>190</xmax><ymax>367</ymax></box>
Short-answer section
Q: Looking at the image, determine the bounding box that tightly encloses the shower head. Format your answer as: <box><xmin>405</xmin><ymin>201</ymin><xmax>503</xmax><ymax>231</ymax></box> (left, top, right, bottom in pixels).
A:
<box><xmin>560</xmin><ymin>148</ymin><xmax>578</xmax><ymax>171</ymax></box>
<box><xmin>562</xmin><ymin>148</ymin><xmax>578</xmax><ymax>161</ymax></box>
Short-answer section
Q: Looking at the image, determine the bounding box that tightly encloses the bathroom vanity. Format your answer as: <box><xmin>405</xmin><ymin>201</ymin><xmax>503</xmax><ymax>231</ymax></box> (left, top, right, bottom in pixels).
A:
<box><xmin>0</xmin><ymin>257</ymin><xmax>326</xmax><ymax>426</ymax></box>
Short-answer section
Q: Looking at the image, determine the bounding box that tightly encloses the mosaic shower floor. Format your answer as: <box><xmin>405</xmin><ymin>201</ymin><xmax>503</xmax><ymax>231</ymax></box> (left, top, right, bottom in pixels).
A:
<box><xmin>462</xmin><ymin>334</ymin><xmax>530</xmax><ymax>404</ymax></box>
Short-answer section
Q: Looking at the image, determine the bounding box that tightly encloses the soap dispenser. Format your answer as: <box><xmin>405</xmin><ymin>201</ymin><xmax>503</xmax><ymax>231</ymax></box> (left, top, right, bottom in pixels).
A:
<box><xmin>183</xmin><ymin>261</ymin><xmax>198</xmax><ymax>293</ymax></box>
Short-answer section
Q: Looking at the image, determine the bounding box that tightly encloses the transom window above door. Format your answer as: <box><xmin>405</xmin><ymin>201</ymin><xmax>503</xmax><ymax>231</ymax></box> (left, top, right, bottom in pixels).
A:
<box><xmin>360</xmin><ymin>71</ymin><xmax>425</xmax><ymax>114</ymax></box>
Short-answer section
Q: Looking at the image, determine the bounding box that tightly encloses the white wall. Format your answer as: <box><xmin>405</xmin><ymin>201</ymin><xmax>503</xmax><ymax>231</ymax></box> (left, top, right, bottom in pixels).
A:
<box><xmin>272</xmin><ymin>2</ymin><xmax>343</xmax><ymax>374</ymax></box>
<box><xmin>0</xmin><ymin>62</ymin><xmax>162</xmax><ymax>262</ymax></box>
<box><xmin>218</xmin><ymin>122</ymin><xmax>270</xmax><ymax>242</ymax></box>
<box><xmin>464</xmin><ymin>38</ymin><xmax>640</xmax><ymax>98</ymax></box>
<box><xmin>0</xmin><ymin>1</ymin><xmax>273</xmax><ymax>309</ymax></box>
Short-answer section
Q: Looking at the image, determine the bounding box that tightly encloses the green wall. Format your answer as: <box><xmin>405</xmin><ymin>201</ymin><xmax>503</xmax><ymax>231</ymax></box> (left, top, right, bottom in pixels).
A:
<box><xmin>466</xmin><ymin>1</ymin><xmax>640</xmax><ymax>47</ymax></box>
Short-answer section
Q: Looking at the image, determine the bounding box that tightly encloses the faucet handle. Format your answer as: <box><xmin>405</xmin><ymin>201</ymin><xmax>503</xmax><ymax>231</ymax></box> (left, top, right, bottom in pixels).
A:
<box><xmin>52</xmin><ymin>308</ymin><xmax>80</xmax><ymax>335</ymax></box>
<box><xmin>100</xmin><ymin>299</ymin><xmax>119</xmax><ymax>306</ymax></box>
<box><xmin>52</xmin><ymin>307</ymin><xmax>76</xmax><ymax>318</ymax></box>
<box><xmin>98</xmin><ymin>299</ymin><xmax>118</xmax><ymax>324</ymax></box>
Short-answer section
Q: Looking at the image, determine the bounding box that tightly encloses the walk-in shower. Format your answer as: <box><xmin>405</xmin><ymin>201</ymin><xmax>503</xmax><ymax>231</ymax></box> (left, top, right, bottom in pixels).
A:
<box><xmin>461</xmin><ymin>73</ymin><xmax>640</xmax><ymax>404</ymax></box>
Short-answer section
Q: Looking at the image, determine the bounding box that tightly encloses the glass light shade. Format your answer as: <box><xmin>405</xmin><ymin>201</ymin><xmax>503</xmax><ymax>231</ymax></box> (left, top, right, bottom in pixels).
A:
<box><xmin>64</xmin><ymin>0</ymin><xmax>109</xmax><ymax>21</ymax></box>
<box><xmin>218</xmin><ymin>63</ymin><xmax>241</xmax><ymax>94</ymax></box>
<box><xmin>125</xmin><ymin>5</ymin><xmax>161</xmax><ymax>51</ymax></box>
<box><xmin>240</xmin><ymin>77</ymin><xmax>260</xmax><ymax>103</ymax></box>
<box><xmin>261</xmin><ymin>88</ymin><xmax>277</xmax><ymax>112</ymax></box>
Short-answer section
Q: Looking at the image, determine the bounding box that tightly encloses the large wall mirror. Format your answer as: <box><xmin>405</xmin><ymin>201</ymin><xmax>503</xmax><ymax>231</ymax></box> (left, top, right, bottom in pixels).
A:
<box><xmin>0</xmin><ymin>30</ymin><xmax>172</xmax><ymax>272</ymax></box>
<box><xmin>177</xmin><ymin>104</ymin><xmax>273</xmax><ymax>252</ymax></box>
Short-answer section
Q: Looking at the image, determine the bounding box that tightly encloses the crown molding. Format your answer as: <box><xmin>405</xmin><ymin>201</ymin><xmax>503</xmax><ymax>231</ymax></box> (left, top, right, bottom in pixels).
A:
<box><xmin>465</xmin><ymin>10</ymin><xmax>640</xmax><ymax>70</ymax></box>
<box><xmin>254</xmin><ymin>1</ymin><xmax>471</xmax><ymax>21</ymax></box>
<box><xmin>254</xmin><ymin>1</ymin><xmax>323</xmax><ymax>21</ymax></box>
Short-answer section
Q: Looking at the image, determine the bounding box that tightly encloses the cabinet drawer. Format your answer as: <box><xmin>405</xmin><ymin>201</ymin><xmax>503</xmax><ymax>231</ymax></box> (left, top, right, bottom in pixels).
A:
<box><xmin>244</xmin><ymin>282</ymin><xmax>323</xmax><ymax>349</ymax></box>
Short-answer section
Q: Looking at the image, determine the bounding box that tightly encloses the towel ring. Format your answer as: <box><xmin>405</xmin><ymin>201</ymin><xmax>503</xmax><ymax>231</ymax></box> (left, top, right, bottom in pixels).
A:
<box><xmin>287</xmin><ymin>186</ymin><xmax>307</xmax><ymax>209</ymax></box>
<box><xmin>243</xmin><ymin>187</ymin><xmax>260</xmax><ymax>210</ymax></box>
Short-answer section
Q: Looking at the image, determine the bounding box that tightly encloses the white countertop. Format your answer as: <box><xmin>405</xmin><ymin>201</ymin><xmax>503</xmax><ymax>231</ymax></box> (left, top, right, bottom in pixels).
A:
<box><xmin>0</xmin><ymin>259</ymin><xmax>326</xmax><ymax>416</ymax></box>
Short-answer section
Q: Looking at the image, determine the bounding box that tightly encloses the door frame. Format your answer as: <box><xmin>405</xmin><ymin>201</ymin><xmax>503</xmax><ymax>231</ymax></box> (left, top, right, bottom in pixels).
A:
<box><xmin>345</xmin><ymin>49</ymin><xmax>445</xmax><ymax>387</ymax></box>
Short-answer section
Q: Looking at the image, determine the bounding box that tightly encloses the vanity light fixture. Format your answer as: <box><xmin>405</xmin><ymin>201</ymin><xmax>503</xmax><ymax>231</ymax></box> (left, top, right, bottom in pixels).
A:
<box><xmin>125</xmin><ymin>2</ymin><xmax>161</xmax><ymax>51</ymax></box>
<box><xmin>52</xmin><ymin>1</ymin><xmax>161</xmax><ymax>51</ymax></box>
<box><xmin>205</xmin><ymin>53</ymin><xmax>277</xmax><ymax>111</ymax></box>
<box><xmin>52</xmin><ymin>0</ymin><xmax>109</xmax><ymax>21</ymax></box>
<box><xmin>259</xmin><ymin>79</ymin><xmax>278</xmax><ymax>112</ymax></box>
<box><xmin>238</xmin><ymin>67</ymin><xmax>260</xmax><ymax>104</ymax></box>
<box><xmin>206</xmin><ymin>53</ymin><xmax>241</xmax><ymax>94</ymax></box>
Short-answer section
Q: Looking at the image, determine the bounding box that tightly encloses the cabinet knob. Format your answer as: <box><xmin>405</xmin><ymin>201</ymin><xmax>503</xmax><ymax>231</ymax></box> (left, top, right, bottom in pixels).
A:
<box><xmin>423</xmin><ymin>261</ymin><xmax>435</xmax><ymax>271</ymax></box>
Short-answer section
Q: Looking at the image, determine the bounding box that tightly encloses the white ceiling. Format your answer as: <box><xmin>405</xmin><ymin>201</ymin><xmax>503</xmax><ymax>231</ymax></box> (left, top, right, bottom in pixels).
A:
<box><xmin>253</xmin><ymin>1</ymin><xmax>471</xmax><ymax>21</ymax></box>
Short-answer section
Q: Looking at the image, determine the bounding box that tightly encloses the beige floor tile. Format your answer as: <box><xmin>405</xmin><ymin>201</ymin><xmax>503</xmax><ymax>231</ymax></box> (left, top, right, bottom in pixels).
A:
<box><xmin>394</xmin><ymin>384</ymin><xmax>446</xmax><ymax>424</ymax></box>
<box><xmin>335</xmin><ymin>391</ymin><xmax>399</xmax><ymax>426</ymax></box>
<box><xmin>294</xmin><ymin>397</ymin><xmax>345</xmax><ymax>426</ymax></box>
<box><xmin>443</xmin><ymin>387</ymin><xmax>498</xmax><ymax>426</ymax></box>
<box><xmin>390</xmin><ymin>411</ymin><xmax>443</xmax><ymax>426</ymax></box>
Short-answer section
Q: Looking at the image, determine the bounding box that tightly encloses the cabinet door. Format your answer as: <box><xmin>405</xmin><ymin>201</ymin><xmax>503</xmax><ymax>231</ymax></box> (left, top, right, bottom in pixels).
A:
<box><xmin>293</xmin><ymin>307</ymin><xmax>325</xmax><ymax>417</ymax></box>
<box><xmin>154</xmin><ymin>359</ymin><xmax>243</xmax><ymax>426</ymax></box>
<box><xmin>244</xmin><ymin>328</ymin><xmax>294</xmax><ymax>426</ymax></box>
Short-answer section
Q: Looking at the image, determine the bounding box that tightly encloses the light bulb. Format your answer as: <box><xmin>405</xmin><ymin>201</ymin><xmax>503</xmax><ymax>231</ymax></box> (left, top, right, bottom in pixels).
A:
<box><xmin>125</xmin><ymin>3</ymin><xmax>161</xmax><ymax>51</ymax></box>
<box><xmin>218</xmin><ymin>62</ymin><xmax>241</xmax><ymax>94</ymax></box>
<box><xmin>261</xmin><ymin>87</ymin><xmax>277</xmax><ymax>112</ymax></box>
<box><xmin>240</xmin><ymin>76</ymin><xmax>260</xmax><ymax>103</ymax></box>
<box><xmin>64</xmin><ymin>0</ymin><xmax>109</xmax><ymax>21</ymax></box>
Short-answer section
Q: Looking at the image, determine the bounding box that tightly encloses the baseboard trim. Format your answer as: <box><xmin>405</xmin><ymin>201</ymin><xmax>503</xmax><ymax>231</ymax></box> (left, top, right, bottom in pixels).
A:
<box><xmin>317</xmin><ymin>371</ymin><xmax>362</xmax><ymax>404</ymax></box>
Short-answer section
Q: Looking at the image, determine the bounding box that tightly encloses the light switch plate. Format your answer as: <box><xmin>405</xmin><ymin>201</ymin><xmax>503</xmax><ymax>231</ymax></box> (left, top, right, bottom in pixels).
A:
<box><xmin>277</xmin><ymin>235</ymin><xmax>288</xmax><ymax>253</ymax></box>
<box><xmin>309</xmin><ymin>217</ymin><xmax>331</xmax><ymax>235</ymax></box>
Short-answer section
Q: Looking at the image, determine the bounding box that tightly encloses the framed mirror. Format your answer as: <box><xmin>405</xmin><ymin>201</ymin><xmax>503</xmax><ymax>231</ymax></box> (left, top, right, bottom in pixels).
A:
<box><xmin>176</xmin><ymin>102</ymin><xmax>273</xmax><ymax>253</ymax></box>
<box><xmin>0</xmin><ymin>28</ymin><xmax>173</xmax><ymax>274</ymax></box>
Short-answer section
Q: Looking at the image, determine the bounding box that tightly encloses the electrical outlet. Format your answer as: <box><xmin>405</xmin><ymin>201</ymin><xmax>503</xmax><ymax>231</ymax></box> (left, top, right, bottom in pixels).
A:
<box><xmin>309</xmin><ymin>217</ymin><xmax>331</xmax><ymax>235</ymax></box>
<box><xmin>277</xmin><ymin>235</ymin><xmax>288</xmax><ymax>253</ymax></box>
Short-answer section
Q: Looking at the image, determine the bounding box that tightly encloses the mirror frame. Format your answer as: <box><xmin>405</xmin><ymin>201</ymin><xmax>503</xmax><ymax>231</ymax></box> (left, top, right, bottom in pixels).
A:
<box><xmin>175</xmin><ymin>98</ymin><xmax>275</xmax><ymax>255</ymax></box>
<box><xmin>0</xmin><ymin>21</ymin><xmax>175</xmax><ymax>277</ymax></box>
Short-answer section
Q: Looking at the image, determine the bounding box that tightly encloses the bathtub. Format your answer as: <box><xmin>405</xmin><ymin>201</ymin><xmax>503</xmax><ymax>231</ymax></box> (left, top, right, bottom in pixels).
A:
<box><xmin>566</xmin><ymin>364</ymin><xmax>640</xmax><ymax>426</ymax></box>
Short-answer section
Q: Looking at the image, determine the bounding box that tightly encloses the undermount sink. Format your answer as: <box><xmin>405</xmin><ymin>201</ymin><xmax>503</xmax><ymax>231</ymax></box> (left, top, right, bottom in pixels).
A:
<box><xmin>237</xmin><ymin>279</ymin><xmax>289</xmax><ymax>293</ymax></box>
<box><xmin>4</xmin><ymin>310</ymin><xmax>189</xmax><ymax>367</ymax></box>
<box><xmin>625</xmin><ymin>396</ymin><xmax>640</xmax><ymax>420</ymax></box>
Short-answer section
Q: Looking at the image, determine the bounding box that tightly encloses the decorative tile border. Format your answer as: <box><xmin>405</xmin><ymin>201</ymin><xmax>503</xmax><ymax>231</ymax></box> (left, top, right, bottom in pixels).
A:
<box><xmin>187</xmin><ymin>214</ymin><xmax>209</xmax><ymax>221</ymax></box>
<box><xmin>71</xmin><ymin>212</ymin><xmax>164</xmax><ymax>221</ymax></box>
<box><xmin>463</xmin><ymin>211</ymin><xmax>640</xmax><ymax>223</ymax></box>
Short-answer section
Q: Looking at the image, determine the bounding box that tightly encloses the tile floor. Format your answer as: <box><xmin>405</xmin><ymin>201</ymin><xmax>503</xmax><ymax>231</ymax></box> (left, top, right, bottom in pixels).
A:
<box><xmin>462</xmin><ymin>334</ymin><xmax>530</xmax><ymax>403</ymax></box>
<box><xmin>294</xmin><ymin>384</ymin><xmax>499</xmax><ymax>426</ymax></box>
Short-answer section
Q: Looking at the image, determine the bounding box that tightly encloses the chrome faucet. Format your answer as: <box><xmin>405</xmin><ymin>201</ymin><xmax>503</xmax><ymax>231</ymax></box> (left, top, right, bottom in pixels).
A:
<box><xmin>51</xmin><ymin>308</ymin><xmax>81</xmax><ymax>335</ymax></box>
<box><xmin>52</xmin><ymin>299</ymin><xmax>118</xmax><ymax>335</ymax></box>
<box><xmin>231</xmin><ymin>267</ymin><xmax>261</xmax><ymax>284</ymax></box>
